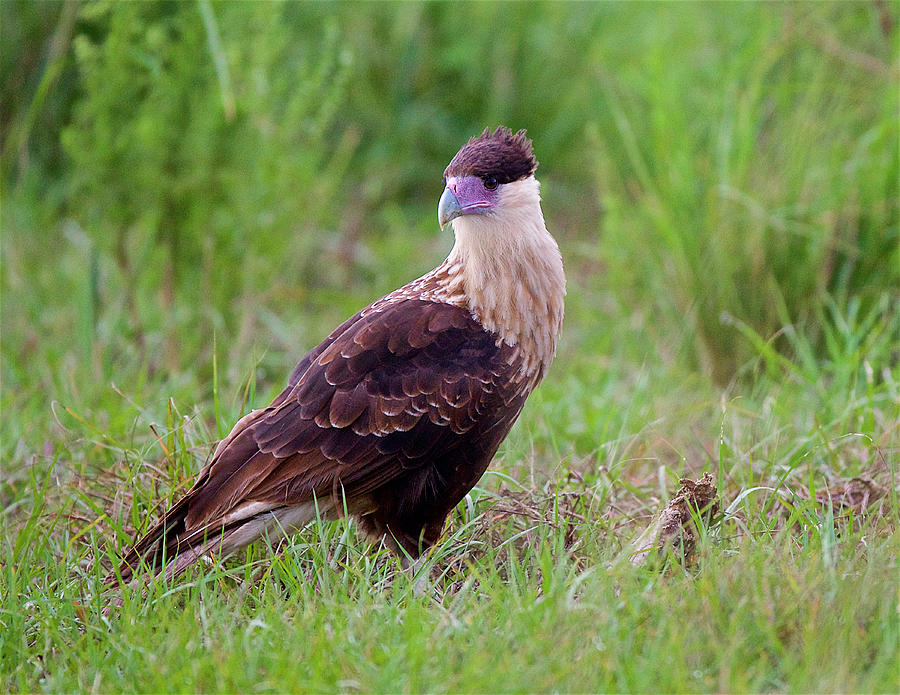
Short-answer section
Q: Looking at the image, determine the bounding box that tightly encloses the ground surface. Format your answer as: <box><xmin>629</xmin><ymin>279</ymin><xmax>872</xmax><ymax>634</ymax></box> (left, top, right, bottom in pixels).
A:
<box><xmin>3</xmin><ymin>277</ymin><xmax>897</xmax><ymax>692</ymax></box>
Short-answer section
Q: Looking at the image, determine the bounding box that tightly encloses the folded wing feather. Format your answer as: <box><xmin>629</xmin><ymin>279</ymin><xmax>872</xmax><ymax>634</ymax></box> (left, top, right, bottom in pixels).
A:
<box><xmin>118</xmin><ymin>298</ymin><xmax>530</xmax><ymax>582</ymax></box>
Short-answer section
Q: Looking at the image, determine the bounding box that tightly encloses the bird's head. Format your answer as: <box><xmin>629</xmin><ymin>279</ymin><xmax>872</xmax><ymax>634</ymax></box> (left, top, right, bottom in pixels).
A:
<box><xmin>438</xmin><ymin>126</ymin><xmax>539</xmax><ymax>229</ymax></box>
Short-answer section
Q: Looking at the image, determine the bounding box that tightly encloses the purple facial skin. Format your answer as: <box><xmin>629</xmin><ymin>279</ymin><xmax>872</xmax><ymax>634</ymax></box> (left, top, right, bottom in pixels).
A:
<box><xmin>438</xmin><ymin>175</ymin><xmax>500</xmax><ymax>227</ymax></box>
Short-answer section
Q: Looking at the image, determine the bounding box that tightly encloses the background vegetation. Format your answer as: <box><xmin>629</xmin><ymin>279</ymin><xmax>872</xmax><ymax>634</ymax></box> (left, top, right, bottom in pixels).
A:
<box><xmin>2</xmin><ymin>1</ymin><xmax>897</xmax><ymax>692</ymax></box>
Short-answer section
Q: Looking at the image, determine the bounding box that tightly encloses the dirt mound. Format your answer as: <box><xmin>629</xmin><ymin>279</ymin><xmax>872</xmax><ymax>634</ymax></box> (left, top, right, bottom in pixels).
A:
<box><xmin>628</xmin><ymin>472</ymin><xmax>719</xmax><ymax>567</ymax></box>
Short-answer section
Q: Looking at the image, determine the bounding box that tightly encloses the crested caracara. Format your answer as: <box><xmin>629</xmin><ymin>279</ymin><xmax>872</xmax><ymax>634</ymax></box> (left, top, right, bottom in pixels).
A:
<box><xmin>113</xmin><ymin>126</ymin><xmax>565</xmax><ymax>584</ymax></box>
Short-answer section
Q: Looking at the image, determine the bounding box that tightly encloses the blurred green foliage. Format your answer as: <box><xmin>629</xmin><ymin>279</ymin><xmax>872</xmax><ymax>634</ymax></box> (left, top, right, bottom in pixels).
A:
<box><xmin>2</xmin><ymin>0</ymin><xmax>897</xmax><ymax>390</ymax></box>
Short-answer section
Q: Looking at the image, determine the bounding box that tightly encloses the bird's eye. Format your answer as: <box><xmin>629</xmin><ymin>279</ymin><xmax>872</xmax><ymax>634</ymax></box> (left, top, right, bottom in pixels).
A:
<box><xmin>483</xmin><ymin>176</ymin><xmax>499</xmax><ymax>190</ymax></box>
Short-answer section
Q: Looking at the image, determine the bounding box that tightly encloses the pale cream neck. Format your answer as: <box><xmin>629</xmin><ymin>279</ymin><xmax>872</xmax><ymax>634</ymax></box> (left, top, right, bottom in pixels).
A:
<box><xmin>441</xmin><ymin>176</ymin><xmax>566</xmax><ymax>377</ymax></box>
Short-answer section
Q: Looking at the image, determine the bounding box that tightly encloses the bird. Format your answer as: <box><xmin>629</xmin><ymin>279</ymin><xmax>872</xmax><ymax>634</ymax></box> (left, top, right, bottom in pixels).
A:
<box><xmin>111</xmin><ymin>126</ymin><xmax>566</xmax><ymax>585</ymax></box>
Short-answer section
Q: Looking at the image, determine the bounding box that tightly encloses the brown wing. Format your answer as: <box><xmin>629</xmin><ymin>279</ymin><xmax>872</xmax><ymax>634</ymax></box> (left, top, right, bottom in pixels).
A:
<box><xmin>113</xmin><ymin>298</ymin><xmax>536</xmax><ymax>584</ymax></box>
<box><xmin>180</xmin><ymin>298</ymin><xmax>531</xmax><ymax>531</ymax></box>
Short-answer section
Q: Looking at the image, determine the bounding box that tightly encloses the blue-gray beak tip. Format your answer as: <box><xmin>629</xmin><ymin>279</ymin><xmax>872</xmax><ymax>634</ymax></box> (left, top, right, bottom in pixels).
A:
<box><xmin>438</xmin><ymin>187</ymin><xmax>462</xmax><ymax>229</ymax></box>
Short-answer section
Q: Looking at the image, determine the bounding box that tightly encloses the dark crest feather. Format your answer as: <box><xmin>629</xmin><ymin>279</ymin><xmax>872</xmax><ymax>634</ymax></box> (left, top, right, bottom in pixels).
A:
<box><xmin>443</xmin><ymin>126</ymin><xmax>537</xmax><ymax>184</ymax></box>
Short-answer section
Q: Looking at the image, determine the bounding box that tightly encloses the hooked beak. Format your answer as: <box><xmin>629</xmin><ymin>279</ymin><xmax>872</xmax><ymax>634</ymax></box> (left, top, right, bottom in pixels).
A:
<box><xmin>438</xmin><ymin>186</ymin><xmax>463</xmax><ymax>228</ymax></box>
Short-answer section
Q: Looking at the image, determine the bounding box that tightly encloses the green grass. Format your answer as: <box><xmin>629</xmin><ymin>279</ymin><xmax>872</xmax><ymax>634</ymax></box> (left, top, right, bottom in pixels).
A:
<box><xmin>2</xmin><ymin>2</ymin><xmax>898</xmax><ymax>693</ymax></box>
<box><xmin>2</xmin><ymin>279</ymin><xmax>897</xmax><ymax>692</ymax></box>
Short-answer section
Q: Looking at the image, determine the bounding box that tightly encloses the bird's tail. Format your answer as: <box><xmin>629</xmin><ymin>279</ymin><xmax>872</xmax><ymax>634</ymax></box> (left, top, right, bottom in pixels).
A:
<box><xmin>107</xmin><ymin>493</ymin><xmax>244</xmax><ymax>587</ymax></box>
<box><xmin>107</xmin><ymin>493</ymin><xmax>325</xmax><ymax>587</ymax></box>
<box><xmin>107</xmin><ymin>494</ymin><xmax>190</xmax><ymax>587</ymax></box>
